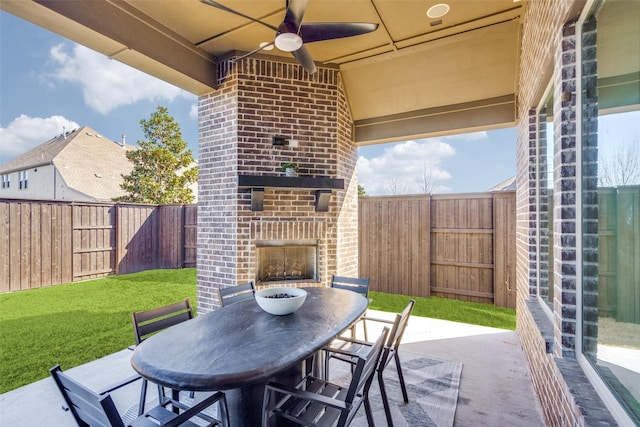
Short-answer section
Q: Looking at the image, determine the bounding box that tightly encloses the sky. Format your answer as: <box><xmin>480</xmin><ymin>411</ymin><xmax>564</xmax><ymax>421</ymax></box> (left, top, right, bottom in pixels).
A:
<box><xmin>1</xmin><ymin>12</ymin><xmax>517</xmax><ymax>195</ymax></box>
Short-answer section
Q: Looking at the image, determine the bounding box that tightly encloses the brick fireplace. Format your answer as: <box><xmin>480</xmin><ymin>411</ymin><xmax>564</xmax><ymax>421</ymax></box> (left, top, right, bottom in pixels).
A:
<box><xmin>196</xmin><ymin>56</ymin><xmax>359</xmax><ymax>313</ymax></box>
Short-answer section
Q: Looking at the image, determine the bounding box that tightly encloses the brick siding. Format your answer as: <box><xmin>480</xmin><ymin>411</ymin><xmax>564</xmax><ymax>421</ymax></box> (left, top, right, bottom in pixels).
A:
<box><xmin>514</xmin><ymin>0</ymin><xmax>618</xmax><ymax>425</ymax></box>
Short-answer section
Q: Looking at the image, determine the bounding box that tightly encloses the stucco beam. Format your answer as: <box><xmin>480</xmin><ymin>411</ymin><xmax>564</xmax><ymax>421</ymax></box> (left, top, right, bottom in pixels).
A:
<box><xmin>27</xmin><ymin>0</ymin><xmax>218</xmax><ymax>94</ymax></box>
<box><xmin>354</xmin><ymin>94</ymin><xmax>516</xmax><ymax>145</ymax></box>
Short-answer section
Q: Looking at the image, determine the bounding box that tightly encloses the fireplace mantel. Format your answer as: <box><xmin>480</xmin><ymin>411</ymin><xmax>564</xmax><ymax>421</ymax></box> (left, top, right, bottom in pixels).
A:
<box><xmin>238</xmin><ymin>174</ymin><xmax>344</xmax><ymax>212</ymax></box>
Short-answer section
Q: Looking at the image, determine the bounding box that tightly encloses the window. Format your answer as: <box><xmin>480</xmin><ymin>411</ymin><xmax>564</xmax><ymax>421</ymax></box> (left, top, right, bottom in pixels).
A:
<box><xmin>537</xmin><ymin>85</ymin><xmax>555</xmax><ymax>312</ymax></box>
<box><xmin>1</xmin><ymin>174</ymin><xmax>9</xmax><ymax>188</ymax></box>
<box><xmin>18</xmin><ymin>170</ymin><xmax>28</xmax><ymax>190</ymax></box>
<box><xmin>579</xmin><ymin>0</ymin><xmax>640</xmax><ymax>424</ymax></box>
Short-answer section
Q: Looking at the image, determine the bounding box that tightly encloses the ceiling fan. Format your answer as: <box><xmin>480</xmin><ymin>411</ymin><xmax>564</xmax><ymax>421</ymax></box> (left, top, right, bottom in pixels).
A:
<box><xmin>200</xmin><ymin>0</ymin><xmax>379</xmax><ymax>74</ymax></box>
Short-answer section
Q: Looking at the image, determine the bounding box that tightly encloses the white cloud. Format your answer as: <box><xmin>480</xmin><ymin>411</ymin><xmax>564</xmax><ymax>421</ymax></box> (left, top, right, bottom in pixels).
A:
<box><xmin>189</xmin><ymin>103</ymin><xmax>198</xmax><ymax>120</ymax></box>
<box><xmin>444</xmin><ymin>131</ymin><xmax>488</xmax><ymax>141</ymax></box>
<box><xmin>0</xmin><ymin>115</ymin><xmax>80</xmax><ymax>163</ymax></box>
<box><xmin>357</xmin><ymin>139</ymin><xmax>455</xmax><ymax>195</ymax></box>
<box><xmin>46</xmin><ymin>43</ymin><xmax>189</xmax><ymax>114</ymax></box>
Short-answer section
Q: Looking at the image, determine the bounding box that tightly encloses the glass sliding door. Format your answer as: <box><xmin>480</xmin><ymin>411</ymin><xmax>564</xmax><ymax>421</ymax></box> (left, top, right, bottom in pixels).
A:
<box><xmin>580</xmin><ymin>0</ymin><xmax>640</xmax><ymax>423</ymax></box>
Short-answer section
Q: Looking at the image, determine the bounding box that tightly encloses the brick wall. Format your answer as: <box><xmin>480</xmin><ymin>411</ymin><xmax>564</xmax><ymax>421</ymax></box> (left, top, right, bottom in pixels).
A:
<box><xmin>579</xmin><ymin>15</ymin><xmax>600</xmax><ymax>358</ymax></box>
<box><xmin>197</xmin><ymin>76</ymin><xmax>239</xmax><ymax>313</ymax></box>
<box><xmin>515</xmin><ymin>0</ymin><xmax>595</xmax><ymax>425</ymax></box>
<box><xmin>197</xmin><ymin>57</ymin><xmax>358</xmax><ymax>313</ymax></box>
<box><xmin>335</xmin><ymin>76</ymin><xmax>359</xmax><ymax>277</ymax></box>
<box><xmin>552</xmin><ymin>21</ymin><xmax>579</xmax><ymax>359</ymax></box>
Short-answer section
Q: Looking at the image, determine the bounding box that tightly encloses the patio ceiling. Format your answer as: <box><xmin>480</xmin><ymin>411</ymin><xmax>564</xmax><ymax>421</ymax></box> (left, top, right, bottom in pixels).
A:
<box><xmin>1</xmin><ymin>0</ymin><xmax>523</xmax><ymax>145</ymax></box>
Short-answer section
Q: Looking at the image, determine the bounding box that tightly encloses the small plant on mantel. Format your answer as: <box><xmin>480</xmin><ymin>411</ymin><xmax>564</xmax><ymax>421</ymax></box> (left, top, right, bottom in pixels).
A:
<box><xmin>281</xmin><ymin>162</ymin><xmax>299</xmax><ymax>177</ymax></box>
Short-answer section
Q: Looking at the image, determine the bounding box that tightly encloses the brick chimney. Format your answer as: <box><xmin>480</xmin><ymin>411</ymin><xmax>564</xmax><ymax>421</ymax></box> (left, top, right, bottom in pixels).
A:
<box><xmin>196</xmin><ymin>57</ymin><xmax>359</xmax><ymax>313</ymax></box>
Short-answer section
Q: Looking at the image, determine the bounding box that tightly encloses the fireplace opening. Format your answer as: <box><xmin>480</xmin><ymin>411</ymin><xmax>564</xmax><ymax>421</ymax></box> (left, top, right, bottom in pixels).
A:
<box><xmin>256</xmin><ymin>240</ymin><xmax>318</xmax><ymax>284</ymax></box>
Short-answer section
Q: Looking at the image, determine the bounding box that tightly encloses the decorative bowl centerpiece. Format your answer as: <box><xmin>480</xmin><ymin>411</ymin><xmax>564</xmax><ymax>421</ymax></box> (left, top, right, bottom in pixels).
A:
<box><xmin>255</xmin><ymin>287</ymin><xmax>307</xmax><ymax>315</ymax></box>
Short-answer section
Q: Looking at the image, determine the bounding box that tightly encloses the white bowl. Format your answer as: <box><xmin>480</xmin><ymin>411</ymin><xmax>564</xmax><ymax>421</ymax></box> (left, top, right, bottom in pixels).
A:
<box><xmin>255</xmin><ymin>287</ymin><xmax>307</xmax><ymax>315</ymax></box>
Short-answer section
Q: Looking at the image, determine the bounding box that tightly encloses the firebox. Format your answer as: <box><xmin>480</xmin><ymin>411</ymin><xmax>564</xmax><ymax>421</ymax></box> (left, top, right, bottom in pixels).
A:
<box><xmin>256</xmin><ymin>240</ymin><xmax>318</xmax><ymax>284</ymax></box>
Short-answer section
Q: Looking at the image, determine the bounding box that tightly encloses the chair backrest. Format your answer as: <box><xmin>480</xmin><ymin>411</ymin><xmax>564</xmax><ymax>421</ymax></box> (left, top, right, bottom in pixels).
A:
<box><xmin>377</xmin><ymin>299</ymin><xmax>415</xmax><ymax>371</ymax></box>
<box><xmin>388</xmin><ymin>299</ymin><xmax>415</xmax><ymax>352</ymax></box>
<box><xmin>330</xmin><ymin>275</ymin><xmax>370</xmax><ymax>298</ymax></box>
<box><xmin>216</xmin><ymin>281</ymin><xmax>255</xmax><ymax>307</ymax></box>
<box><xmin>132</xmin><ymin>298</ymin><xmax>193</xmax><ymax>345</ymax></box>
<box><xmin>50</xmin><ymin>365</ymin><xmax>124</xmax><ymax>427</ymax></box>
<box><xmin>345</xmin><ymin>327</ymin><xmax>389</xmax><ymax>404</ymax></box>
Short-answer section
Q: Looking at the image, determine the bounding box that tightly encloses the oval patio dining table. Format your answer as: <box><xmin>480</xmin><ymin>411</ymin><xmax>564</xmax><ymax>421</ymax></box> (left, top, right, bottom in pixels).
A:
<box><xmin>130</xmin><ymin>286</ymin><xmax>368</xmax><ymax>426</ymax></box>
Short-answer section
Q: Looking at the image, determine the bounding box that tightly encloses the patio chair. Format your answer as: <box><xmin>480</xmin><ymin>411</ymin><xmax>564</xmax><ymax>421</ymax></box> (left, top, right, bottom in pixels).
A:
<box><xmin>331</xmin><ymin>275</ymin><xmax>371</xmax><ymax>340</ymax></box>
<box><xmin>50</xmin><ymin>364</ymin><xmax>229</xmax><ymax>427</ymax></box>
<box><xmin>131</xmin><ymin>298</ymin><xmax>194</xmax><ymax>415</ymax></box>
<box><xmin>216</xmin><ymin>281</ymin><xmax>255</xmax><ymax>307</ymax></box>
<box><xmin>324</xmin><ymin>299</ymin><xmax>416</xmax><ymax>427</ymax></box>
<box><xmin>262</xmin><ymin>327</ymin><xmax>389</xmax><ymax>427</ymax></box>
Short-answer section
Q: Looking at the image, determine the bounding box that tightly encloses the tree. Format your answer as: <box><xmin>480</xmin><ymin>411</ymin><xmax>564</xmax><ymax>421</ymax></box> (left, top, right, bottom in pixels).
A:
<box><xmin>598</xmin><ymin>137</ymin><xmax>640</xmax><ymax>187</ymax></box>
<box><xmin>384</xmin><ymin>177</ymin><xmax>411</xmax><ymax>195</ymax></box>
<box><xmin>358</xmin><ymin>184</ymin><xmax>366</xmax><ymax>196</ymax></box>
<box><xmin>114</xmin><ymin>106</ymin><xmax>198</xmax><ymax>204</ymax></box>
<box><xmin>416</xmin><ymin>162</ymin><xmax>434</xmax><ymax>194</ymax></box>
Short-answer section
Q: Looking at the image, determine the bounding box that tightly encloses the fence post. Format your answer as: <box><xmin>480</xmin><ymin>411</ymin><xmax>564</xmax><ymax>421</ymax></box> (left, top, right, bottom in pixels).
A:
<box><xmin>492</xmin><ymin>191</ymin><xmax>517</xmax><ymax>308</ymax></box>
<box><xmin>181</xmin><ymin>205</ymin><xmax>186</xmax><ymax>268</ymax></box>
<box><xmin>115</xmin><ymin>203</ymin><xmax>121</xmax><ymax>275</ymax></box>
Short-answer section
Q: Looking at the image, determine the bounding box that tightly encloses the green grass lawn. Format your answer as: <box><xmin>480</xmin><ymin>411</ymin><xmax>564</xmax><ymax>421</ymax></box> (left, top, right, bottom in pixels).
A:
<box><xmin>0</xmin><ymin>269</ymin><xmax>197</xmax><ymax>394</ymax></box>
<box><xmin>368</xmin><ymin>291</ymin><xmax>516</xmax><ymax>331</ymax></box>
<box><xmin>0</xmin><ymin>269</ymin><xmax>515</xmax><ymax>393</ymax></box>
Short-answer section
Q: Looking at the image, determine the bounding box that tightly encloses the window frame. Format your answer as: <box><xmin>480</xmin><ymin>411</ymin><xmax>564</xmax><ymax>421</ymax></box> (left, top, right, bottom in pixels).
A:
<box><xmin>18</xmin><ymin>170</ymin><xmax>28</xmax><ymax>190</ymax></box>
<box><xmin>536</xmin><ymin>80</ymin><xmax>555</xmax><ymax>319</ymax></box>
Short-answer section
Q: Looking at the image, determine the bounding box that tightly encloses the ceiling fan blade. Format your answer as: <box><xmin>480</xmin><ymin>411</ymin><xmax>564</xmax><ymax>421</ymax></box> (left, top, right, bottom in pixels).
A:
<box><xmin>292</xmin><ymin>45</ymin><xmax>317</xmax><ymax>74</ymax></box>
<box><xmin>230</xmin><ymin>42</ymin><xmax>276</xmax><ymax>63</ymax></box>
<box><xmin>280</xmin><ymin>0</ymin><xmax>308</xmax><ymax>34</ymax></box>
<box><xmin>285</xmin><ymin>0</ymin><xmax>308</xmax><ymax>28</ymax></box>
<box><xmin>200</xmin><ymin>0</ymin><xmax>279</xmax><ymax>32</ymax></box>
<box><xmin>299</xmin><ymin>22</ymin><xmax>379</xmax><ymax>43</ymax></box>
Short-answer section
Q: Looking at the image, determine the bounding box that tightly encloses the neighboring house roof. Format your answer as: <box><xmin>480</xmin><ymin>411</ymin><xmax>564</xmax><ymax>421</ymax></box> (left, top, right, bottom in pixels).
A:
<box><xmin>0</xmin><ymin>126</ymin><xmax>136</xmax><ymax>201</ymax></box>
<box><xmin>489</xmin><ymin>176</ymin><xmax>516</xmax><ymax>192</ymax></box>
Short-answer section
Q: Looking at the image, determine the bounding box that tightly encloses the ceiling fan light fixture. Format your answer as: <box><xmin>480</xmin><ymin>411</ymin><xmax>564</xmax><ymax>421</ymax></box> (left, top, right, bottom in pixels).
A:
<box><xmin>427</xmin><ymin>3</ymin><xmax>450</xmax><ymax>19</ymax></box>
<box><xmin>275</xmin><ymin>32</ymin><xmax>303</xmax><ymax>52</ymax></box>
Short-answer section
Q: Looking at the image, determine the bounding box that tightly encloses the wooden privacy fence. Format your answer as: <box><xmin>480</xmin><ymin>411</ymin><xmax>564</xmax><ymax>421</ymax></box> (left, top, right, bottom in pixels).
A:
<box><xmin>0</xmin><ymin>199</ymin><xmax>197</xmax><ymax>293</ymax></box>
<box><xmin>359</xmin><ymin>192</ymin><xmax>517</xmax><ymax>308</ymax></box>
<box><xmin>595</xmin><ymin>186</ymin><xmax>640</xmax><ymax>323</ymax></box>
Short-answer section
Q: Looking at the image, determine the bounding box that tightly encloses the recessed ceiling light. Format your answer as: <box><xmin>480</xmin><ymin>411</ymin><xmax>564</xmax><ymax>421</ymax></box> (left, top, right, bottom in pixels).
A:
<box><xmin>260</xmin><ymin>42</ymin><xmax>274</xmax><ymax>51</ymax></box>
<box><xmin>427</xmin><ymin>3</ymin><xmax>450</xmax><ymax>19</ymax></box>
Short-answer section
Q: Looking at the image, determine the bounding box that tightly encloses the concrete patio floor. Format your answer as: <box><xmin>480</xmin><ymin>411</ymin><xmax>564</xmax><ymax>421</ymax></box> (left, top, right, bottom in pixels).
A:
<box><xmin>0</xmin><ymin>310</ymin><xmax>544</xmax><ymax>426</ymax></box>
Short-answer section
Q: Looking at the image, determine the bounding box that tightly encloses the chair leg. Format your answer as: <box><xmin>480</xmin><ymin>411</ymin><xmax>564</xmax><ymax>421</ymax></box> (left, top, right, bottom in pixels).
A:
<box><xmin>171</xmin><ymin>388</ymin><xmax>180</xmax><ymax>414</ymax></box>
<box><xmin>262</xmin><ymin>387</ymin><xmax>272</xmax><ymax>427</ymax></box>
<box><xmin>378</xmin><ymin>369</ymin><xmax>394</xmax><ymax>427</ymax></box>
<box><xmin>363</xmin><ymin>394</ymin><xmax>376</xmax><ymax>427</ymax></box>
<box><xmin>138</xmin><ymin>378</ymin><xmax>148</xmax><ymax>416</ymax></box>
<box><xmin>394</xmin><ymin>352</ymin><xmax>409</xmax><ymax>403</ymax></box>
<box><xmin>218</xmin><ymin>394</ymin><xmax>230</xmax><ymax>427</ymax></box>
<box><xmin>324</xmin><ymin>353</ymin><xmax>330</xmax><ymax>380</ymax></box>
